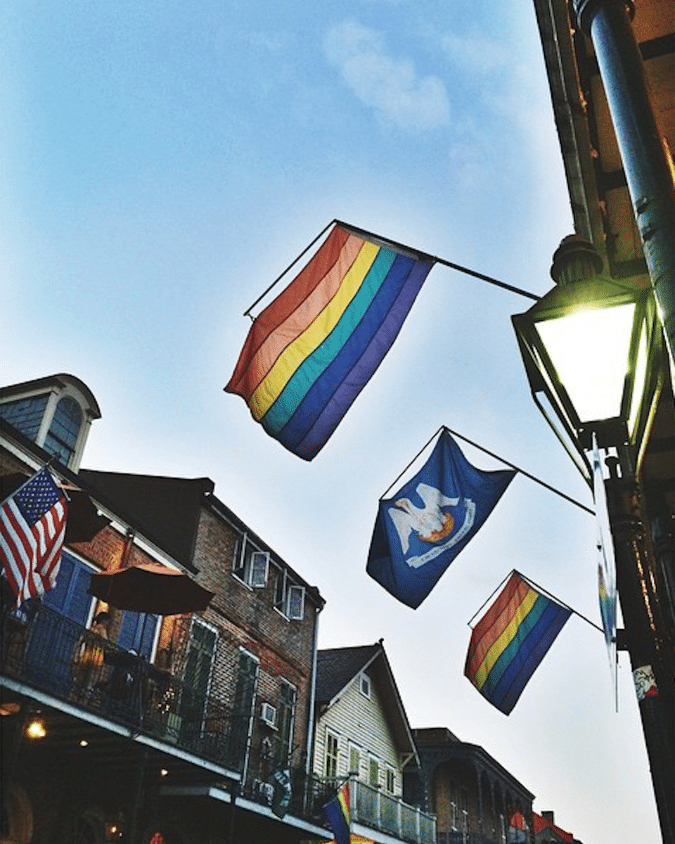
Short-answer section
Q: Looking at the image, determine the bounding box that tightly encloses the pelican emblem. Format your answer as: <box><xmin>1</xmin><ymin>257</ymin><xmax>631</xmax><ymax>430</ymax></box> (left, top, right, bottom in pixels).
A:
<box><xmin>388</xmin><ymin>482</ymin><xmax>459</xmax><ymax>555</ymax></box>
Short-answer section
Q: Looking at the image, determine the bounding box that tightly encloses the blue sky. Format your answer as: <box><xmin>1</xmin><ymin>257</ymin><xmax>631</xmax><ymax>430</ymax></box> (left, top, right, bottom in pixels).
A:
<box><xmin>1</xmin><ymin>2</ymin><xmax>661</xmax><ymax>842</ymax></box>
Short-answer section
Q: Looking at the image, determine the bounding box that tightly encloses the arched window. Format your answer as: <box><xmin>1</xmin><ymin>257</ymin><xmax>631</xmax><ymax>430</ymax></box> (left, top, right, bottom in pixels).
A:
<box><xmin>44</xmin><ymin>397</ymin><xmax>82</xmax><ymax>465</ymax></box>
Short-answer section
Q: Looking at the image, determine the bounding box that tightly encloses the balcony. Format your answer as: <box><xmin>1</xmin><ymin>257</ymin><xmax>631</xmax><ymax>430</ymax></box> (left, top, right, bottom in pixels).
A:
<box><xmin>240</xmin><ymin>769</ymin><xmax>436</xmax><ymax>844</ymax></box>
<box><xmin>351</xmin><ymin>778</ymin><xmax>437</xmax><ymax>844</ymax></box>
<box><xmin>1</xmin><ymin>603</ymin><xmax>244</xmax><ymax>772</ymax></box>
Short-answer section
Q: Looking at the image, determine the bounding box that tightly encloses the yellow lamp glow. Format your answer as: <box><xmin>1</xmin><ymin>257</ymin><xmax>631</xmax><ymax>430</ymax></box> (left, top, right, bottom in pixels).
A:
<box><xmin>25</xmin><ymin>717</ymin><xmax>47</xmax><ymax>739</ymax></box>
<box><xmin>512</xmin><ymin>255</ymin><xmax>663</xmax><ymax>479</ymax></box>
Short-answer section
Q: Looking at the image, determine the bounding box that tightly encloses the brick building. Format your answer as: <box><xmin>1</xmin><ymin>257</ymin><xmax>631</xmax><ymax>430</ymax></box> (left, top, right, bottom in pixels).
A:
<box><xmin>1</xmin><ymin>373</ymin><xmax>333</xmax><ymax>844</ymax></box>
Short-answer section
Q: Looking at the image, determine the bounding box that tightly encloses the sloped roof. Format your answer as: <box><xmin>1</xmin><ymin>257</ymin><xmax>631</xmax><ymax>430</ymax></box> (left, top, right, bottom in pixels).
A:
<box><xmin>533</xmin><ymin>811</ymin><xmax>575</xmax><ymax>843</ymax></box>
<box><xmin>0</xmin><ymin>373</ymin><xmax>101</xmax><ymax>419</ymax></box>
<box><xmin>80</xmin><ymin>470</ymin><xmax>212</xmax><ymax>572</ymax></box>
<box><xmin>316</xmin><ymin>641</ymin><xmax>419</xmax><ymax>767</ymax></box>
<box><xmin>316</xmin><ymin>643</ymin><xmax>381</xmax><ymax>705</ymax></box>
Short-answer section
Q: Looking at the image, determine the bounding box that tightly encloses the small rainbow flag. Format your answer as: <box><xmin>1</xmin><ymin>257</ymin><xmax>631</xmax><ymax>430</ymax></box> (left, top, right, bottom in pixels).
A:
<box><xmin>323</xmin><ymin>781</ymin><xmax>351</xmax><ymax>844</ymax></box>
<box><xmin>465</xmin><ymin>571</ymin><xmax>572</xmax><ymax>714</ymax></box>
<box><xmin>225</xmin><ymin>222</ymin><xmax>434</xmax><ymax>460</ymax></box>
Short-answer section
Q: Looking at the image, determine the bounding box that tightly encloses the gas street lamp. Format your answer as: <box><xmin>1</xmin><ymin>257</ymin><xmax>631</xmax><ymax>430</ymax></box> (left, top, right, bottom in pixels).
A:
<box><xmin>512</xmin><ymin>235</ymin><xmax>675</xmax><ymax>844</ymax></box>
<box><xmin>512</xmin><ymin>235</ymin><xmax>665</xmax><ymax>482</ymax></box>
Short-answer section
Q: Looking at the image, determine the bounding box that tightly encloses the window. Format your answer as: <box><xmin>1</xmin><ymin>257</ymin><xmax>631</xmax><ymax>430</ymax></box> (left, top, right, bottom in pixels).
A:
<box><xmin>348</xmin><ymin>744</ymin><xmax>361</xmax><ymax>777</ymax></box>
<box><xmin>183</xmin><ymin>621</ymin><xmax>217</xmax><ymax>696</ymax></box>
<box><xmin>229</xmin><ymin>649</ymin><xmax>259</xmax><ymax>773</ymax></box>
<box><xmin>276</xmin><ymin>680</ymin><xmax>297</xmax><ymax>766</ymax></box>
<box><xmin>179</xmin><ymin>621</ymin><xmax>218</xmax><ymax>744</ymax></box>
<box><xmin>232</xmin><ymin>535</ymin><xmax>269</xmax><ymax>588</ymax></box>
<box><xmin>43</xmin><ymin>397</ymin><xmax>82</xmax><ymax>466</ymax></box>
<box><xmin>325</xmin><ymin>730</ymin><xmax>339</xmax><ymax>778</ymax></box>
<box><xmin>23</xmin><ymin>551</ymin><xmax>95</xmax><ymax>694</ymax></box>
<box><xmin>385</xmin><ymin>766</ymin><xmax>396</xmax><ymax>794</ymax></box>
<box><xmin>368</xmin><ymin>756</ymin><xmax>380</xmax><ymax>787</ymax></box>
<box><xmin>360</xmin><ymin>673</ymin><xmax>371</xmax><ymax>698</ymax></box>
<box><xmin>275</xmin><ymin>569</ymin><xmax>305</xmax><ymax>620</ymax></box>
<box><xmin>118</xmin><ymin>610</ymin><xmax>158</xmax><ymax>658</ymax></box>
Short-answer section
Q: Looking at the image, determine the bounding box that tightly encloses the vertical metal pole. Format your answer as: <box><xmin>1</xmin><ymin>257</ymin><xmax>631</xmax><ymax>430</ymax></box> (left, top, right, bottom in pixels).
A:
<box><xmin>605</xmin><ymin>464</ymin><xmax>675</xmax><ymax>844</ymax></box>
<box><xmin>572</xmin><ymin>0</ymin><xmax>675</xmax><ymax>370</ymax></box>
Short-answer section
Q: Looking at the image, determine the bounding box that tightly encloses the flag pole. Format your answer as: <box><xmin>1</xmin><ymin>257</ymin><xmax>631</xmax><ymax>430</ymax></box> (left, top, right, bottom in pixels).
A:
<box><xmin>516</xmin><ymin>569</ymin><xmax>605</xmax><ymax>633</ymax></box>
<box><xmin>0</xmin><ymin>459</ymin><xmax>65</xmax><ymax>507</ymax></box>
<box><xmin>442</xmin><ymin>426</ymin><xmax>594</xmax><ymax>515</ymax></box>
<box><xmin>380</xmin><ymin>427</ymin><xmax>444</xmax><ymax>499</ymax></box>
<box><xmin>241</xmin><ymin>218</ymin><xmax>541</xmax><ymax>319</ymax></box>
<box><xmin>467</xmin><ymin>568</ymin><xmax>605</xmax><ymax>633</ymax></box>
<box><xmin>336</xmin><ymin>219</ymin><xmax>541</xmax><ymax>301</ymax></box>
<box><xmin>242</xmin><ymin>220</ymin><xmax>337</xmax><ymax>318</ymax></box>
<box><xmin>466</xmin><ymin>569</ymin><xmax>515</xmax><ymax>628</ymax></box>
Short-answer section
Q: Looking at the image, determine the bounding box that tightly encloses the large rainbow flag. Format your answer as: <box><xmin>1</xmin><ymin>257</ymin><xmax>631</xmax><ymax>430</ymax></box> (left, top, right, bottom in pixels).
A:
<box><xmin>465</xmin><ymin>571</ymin><xmax>572</xmax><ymax>714</ymax></box>
<box><xmin>225</xmin><ymin>222</ymin><xmax>434</xmax><ymax>460</ymax></box>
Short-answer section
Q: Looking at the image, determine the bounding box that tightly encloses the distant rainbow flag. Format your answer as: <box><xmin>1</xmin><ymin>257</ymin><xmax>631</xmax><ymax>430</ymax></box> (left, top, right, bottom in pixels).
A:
<box><xmin>225</xmin><ymin>222</ymin><xmax>434</xmax><ymax>460</ymax></box>
<box><xmin>323</xmin><ymin>781</ymin><xmax>351</xmax><ymax>844</ymax></box>
<box><xmin>465</xmin><ymin>571</ymin><xmax>572</xmax><ymax>715</ymax></box>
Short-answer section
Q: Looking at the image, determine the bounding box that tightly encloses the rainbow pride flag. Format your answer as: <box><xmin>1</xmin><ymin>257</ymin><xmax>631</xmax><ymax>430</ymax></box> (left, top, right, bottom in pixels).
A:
<box><xmin>323</xmin><ymin>781</ymin><xmax>351</xmax><ymax>844</ymax></box>
<box><xmin>225</xmin><ymin>222</ymin><xmax>434</xmax><ymax>460</ymax></box>
<box><xmin>465</xmin><ymin>571</ymin><xmax>572</xmax><ymax>714</ymax></box>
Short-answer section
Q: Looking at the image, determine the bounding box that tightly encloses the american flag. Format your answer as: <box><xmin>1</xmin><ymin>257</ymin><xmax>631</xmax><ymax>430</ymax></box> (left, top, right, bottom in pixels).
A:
<box><xmin>0</xmin><ymin>468</ymin><xmax>68</xmax><ymax>605</ymax></box>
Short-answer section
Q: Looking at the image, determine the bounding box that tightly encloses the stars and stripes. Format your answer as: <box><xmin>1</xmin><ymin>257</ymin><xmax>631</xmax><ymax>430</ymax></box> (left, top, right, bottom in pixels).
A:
<box><xmin>0</xmin><ymin>467</ymin><xmax>68</xmax><ymax>605</ymax></box>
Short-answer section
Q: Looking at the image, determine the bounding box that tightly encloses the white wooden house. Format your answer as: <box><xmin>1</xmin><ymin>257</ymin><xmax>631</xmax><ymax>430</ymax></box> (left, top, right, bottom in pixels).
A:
<box><xmin>312</xmin><ymin>641</ymin><xmax>435</xmax><ymax>844</ymax></box>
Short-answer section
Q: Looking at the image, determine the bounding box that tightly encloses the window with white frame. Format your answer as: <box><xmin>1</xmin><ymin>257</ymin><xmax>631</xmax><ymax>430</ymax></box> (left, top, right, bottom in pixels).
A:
<box><xmin>385</xmin><ymin>766</ymin><xmax>396</xmax><ymax>794</ymax></box>
<box><xmin>359</xmin><ymin>672</ymin><xmax>371</xmax><ymax>698</ymax></box>
<box><xmin>232</xmin><ymin>534</ymin><xmax>270</xmax><ymax>588</ymax></box>
<box><xmin>325</xmin><ymin>730</ymin><xmax>339</xmax><ymax>779</ymax></box>
<box><xmin>275</xmin><ymin>569</ymin><xmax>305</xmax><ymax>620</ymax></box>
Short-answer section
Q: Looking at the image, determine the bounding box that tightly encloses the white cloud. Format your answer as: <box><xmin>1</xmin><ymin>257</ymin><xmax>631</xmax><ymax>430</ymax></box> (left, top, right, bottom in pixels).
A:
<box><xmin>324</xmin><ymin>19</ymin><xmax>450</xmax><ymax>131</ymax></box>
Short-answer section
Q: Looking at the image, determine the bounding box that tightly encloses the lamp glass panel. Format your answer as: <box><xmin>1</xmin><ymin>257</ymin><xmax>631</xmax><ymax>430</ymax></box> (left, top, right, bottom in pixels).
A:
<box><xmin>536</xmin><ymin>303</ymin><xmax>635</xmax><ymax>423</ymax></box>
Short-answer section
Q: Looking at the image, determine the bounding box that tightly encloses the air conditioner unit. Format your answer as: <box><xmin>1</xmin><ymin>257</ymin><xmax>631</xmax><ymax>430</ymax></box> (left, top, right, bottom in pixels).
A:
<box><xmin>260</xmin><ymin>702</ymin><xmax>277</xmax><ymax>728</ymax></box>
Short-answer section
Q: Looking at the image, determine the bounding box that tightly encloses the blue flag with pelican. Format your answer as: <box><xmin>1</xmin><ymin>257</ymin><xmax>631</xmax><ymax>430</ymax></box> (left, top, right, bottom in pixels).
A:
<box><xmin>366</xmin><ymin>429</ymin><xmax>515</xmax><ymax>608</ymax></box>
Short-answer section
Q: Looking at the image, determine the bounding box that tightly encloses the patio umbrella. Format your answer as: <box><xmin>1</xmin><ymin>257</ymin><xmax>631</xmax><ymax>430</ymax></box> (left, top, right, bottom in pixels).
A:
<box><xmin>88</xmin><ymin>562</ymin><xmax>214</xmax><ymax>615</ymax></box>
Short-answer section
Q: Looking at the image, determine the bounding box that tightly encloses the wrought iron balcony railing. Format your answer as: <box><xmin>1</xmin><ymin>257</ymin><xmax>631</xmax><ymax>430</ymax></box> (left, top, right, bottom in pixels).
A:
<box><xmin>1</xmin><ymin>603</ymin><xmax>245</xmax><ymax>771</ymax></box>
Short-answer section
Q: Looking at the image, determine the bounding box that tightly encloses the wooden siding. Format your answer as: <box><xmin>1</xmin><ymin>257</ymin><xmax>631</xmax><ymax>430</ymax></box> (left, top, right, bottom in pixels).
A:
<box><xmin>314</xmin><ymin>671</ymin><xmax>403</xmax><ymax>796</ymax></box>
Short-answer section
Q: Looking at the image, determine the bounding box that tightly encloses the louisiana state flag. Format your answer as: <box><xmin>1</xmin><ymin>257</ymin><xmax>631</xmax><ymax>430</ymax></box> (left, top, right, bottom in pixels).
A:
<box><xmin>323</xmin><ymin>781</ymin><xmax>350</xmax><ymax>844</ymax></box>
<box><xmin>367</xmin><ymin>430</ymin><xmax>515</xmax><ymax>609</ymax></box>
<box><xmin>465</xmin><ymin>571</ymin><xmax>572</xmax><ymax>714</ymax></box>
<box><xmin>225</xmin><ymin>222</ymin><xmax>434</xmax><ymax>460</ymax></box>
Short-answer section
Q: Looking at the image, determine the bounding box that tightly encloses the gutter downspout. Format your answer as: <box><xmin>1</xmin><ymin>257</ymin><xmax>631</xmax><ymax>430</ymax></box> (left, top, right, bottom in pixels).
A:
<box><xmin>305</xmin><ymin>602</ymin><xmax>321</xmax><ymax>775</ymax></box>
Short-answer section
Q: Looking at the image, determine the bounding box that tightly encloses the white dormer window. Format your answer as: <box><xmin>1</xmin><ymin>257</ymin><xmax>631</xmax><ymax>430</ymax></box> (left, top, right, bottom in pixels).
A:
<box><xmin>360</xmin><ymin>673</ymin><xmax>371</xmax><ymax>698</ymax></box>
<box><xmin>0</xmin><ymin>375</ymin><xmax>100</xmax><ymax>471</ymax></box>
